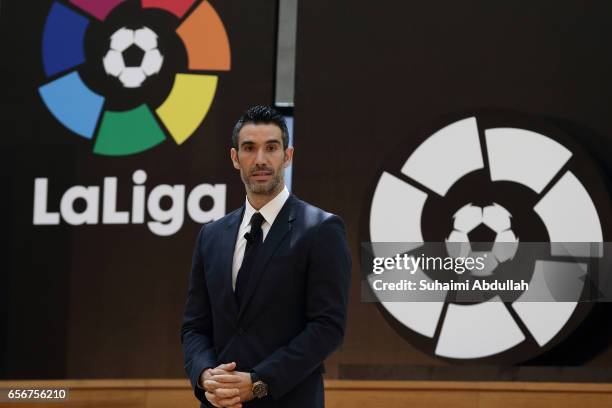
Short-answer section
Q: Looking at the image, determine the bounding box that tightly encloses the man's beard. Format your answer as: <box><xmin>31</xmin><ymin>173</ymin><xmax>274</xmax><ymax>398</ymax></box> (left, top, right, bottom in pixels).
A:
<box><xmin>241</xmin><ymin>164</ymin><xmax>284</xmax><ymax>195</ymax></box>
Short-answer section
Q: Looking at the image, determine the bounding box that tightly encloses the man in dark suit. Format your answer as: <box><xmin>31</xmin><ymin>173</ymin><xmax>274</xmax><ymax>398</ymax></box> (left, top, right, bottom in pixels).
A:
<box><xmin>181</xmin><ymin>106</ymin><xmax>351</xmax><ymax>407</ymax></box>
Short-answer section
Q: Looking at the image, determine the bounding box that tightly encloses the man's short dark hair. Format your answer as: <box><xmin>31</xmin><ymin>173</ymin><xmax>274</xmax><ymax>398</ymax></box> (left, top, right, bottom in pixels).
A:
<box><xmin>232</xmin><ymin>105</ymin><xmax>289</xmax><ymax>150</ymax></box>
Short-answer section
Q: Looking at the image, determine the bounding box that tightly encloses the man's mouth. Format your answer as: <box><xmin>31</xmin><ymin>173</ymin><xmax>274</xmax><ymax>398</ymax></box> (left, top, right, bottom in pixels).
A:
<box><xmin>251</xmin><ymin>171</ymin><xmax>272</xmax><ymax>181</ymax></box>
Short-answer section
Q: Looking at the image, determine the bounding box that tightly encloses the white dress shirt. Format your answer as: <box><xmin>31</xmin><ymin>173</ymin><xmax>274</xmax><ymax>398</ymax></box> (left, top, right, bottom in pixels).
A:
<box><xmin>232</xmin><ymin>185</ymin><xmax>290</xmax><ymax>290</ymax></box>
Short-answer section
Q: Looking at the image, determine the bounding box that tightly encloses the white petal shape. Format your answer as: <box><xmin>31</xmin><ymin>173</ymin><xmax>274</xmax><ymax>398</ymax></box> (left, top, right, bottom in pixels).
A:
<box><xmin>469</xmin><ymin>251</ymin><xmax>498</xmax><ymax>276</ymax></box>
<box><xmin>369</xmin><ymin>172</ymin><xmax>427</xmax><ymax>244</ymax></box>
<box><xmin>372</xmin><ymin>266</ymin><xmax>447</xmax><ymax>337</ymax></box>
<box><xmin>513</xmin><ymin>302</ymin><xmax>577</xmax><ymax>346</ymax></box>
<box><xmin>119</xmin><ymin>67</ymin><xmax>146</xmax><ymax>88</ymax></box>
<box><xmin>141</xmin><ymin>49</ymin><xmax>164</xmax><ymax>75</ymax></box>
<box><xmin>110</xmin><ymin>27</ymin><xmax>135</xmax><ymax>52</ymax></box>
<box><xmin>445</xmin><ymin>231</ymin><xmax>471</xmax><ymax>261</ymax></box>
<box><xmin>435</xmin><ymin>298</ymin><xmax>525</xmax><ymax>358</ymax></box>
<box><xmin>492</xmin><ymin>231</ymin><xmax>519</xmax><ymax>262</ymax></box>
<box><xmin>453</xmin><ymin>203</ymin><xmax>482</xmax><ymax>233</ymax></box>
<box><xmin>401</xmin><ymin>117</ymin><xmax>484</xmax><ymax>196</ymax></box>
<box><xmin>534</xmin><ymin>171</ymin><xmax>603</xmax><ymax>257</ymax></box>
<box><xmin>102</xmin><ymin>49</ymin><xmax>124</xmax><ymax>77</ymax></box>
<box><xmin>513</xmin><ymin>260</ymin><xmax>585</xmax><ymax>346</ymax></box>
<box><xmin>486</xmin><ymin>127</ymin><xmax>572</xmax><ymax>194</ymax></box>
<box><xmin>134</xmin><ymin>26</ymin><xmax>158</xmax><ymax>51</ymax></box>
<box><xmin>483</xmin><ymin>203</ymin><xmax>511</xmax><ymax>233</ymax></box>
<box><xmin>382</xmin><ymin>301</ymin><xmax>446</xmax><ymax>338</ymax></box>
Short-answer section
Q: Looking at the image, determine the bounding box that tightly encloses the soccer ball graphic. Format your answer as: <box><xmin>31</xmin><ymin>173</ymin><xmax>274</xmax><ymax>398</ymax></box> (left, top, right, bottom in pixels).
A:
<box><xmin>102</xmin><ymin>26</ymin><xmax>164</xmax><ymax>88</ymax></box>
<box><xmin>445</xmin><ymin>203</ymin><xmax>519</xmax><ymax>276</ymax></box>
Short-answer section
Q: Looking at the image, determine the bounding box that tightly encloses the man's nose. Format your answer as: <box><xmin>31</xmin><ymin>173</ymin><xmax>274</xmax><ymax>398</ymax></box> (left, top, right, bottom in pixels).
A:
<box><xmin>255</xmin><ymin>148</ymin><xmax>267</xmax><ymax>164</ymax></box>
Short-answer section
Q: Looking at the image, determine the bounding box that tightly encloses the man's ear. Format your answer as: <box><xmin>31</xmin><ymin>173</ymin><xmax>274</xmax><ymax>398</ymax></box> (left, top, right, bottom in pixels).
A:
<box><xmin>230</xmin><ymin>148</ymin><xmax>240</xmax><ymax>170</ymax></box>
<box><xmin>283</xmin><ymin>146</ymin><xmax>294</xmax><ymax>168</ymax></box>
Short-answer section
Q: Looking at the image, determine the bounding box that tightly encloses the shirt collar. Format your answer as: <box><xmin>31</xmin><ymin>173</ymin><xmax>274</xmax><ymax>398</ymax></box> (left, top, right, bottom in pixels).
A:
<box><xmin>243</xmin><ymin>185</ymin><xmax>290</xmax><ymax>228</ymax></box>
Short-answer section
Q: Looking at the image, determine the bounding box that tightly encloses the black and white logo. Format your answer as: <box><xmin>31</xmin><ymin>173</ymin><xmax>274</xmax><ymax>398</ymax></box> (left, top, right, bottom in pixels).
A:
<box><xmin>366</xmin><ymin>112</ymin><xmax>611</xmax><ymax>363</ymax></box>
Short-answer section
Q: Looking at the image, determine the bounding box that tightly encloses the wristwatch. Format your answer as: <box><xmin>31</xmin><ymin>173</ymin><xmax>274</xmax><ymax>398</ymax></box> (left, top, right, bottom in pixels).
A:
<box><xmin>250</xmin><ymin>372</ymin><xmax>268</xmax><ymax>398</ymax></box>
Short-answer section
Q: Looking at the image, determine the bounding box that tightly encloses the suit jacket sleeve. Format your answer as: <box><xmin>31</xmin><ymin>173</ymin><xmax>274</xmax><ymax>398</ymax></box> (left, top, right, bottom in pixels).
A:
<box><xmin>253</xmin><ymin>215</ymin><xmax>351</xmax><ymax>399</ymax></box>
<box><xmin>181</xmin><ymin>224</ymin><xmax>217</xmax><ymax>404</ymax></box>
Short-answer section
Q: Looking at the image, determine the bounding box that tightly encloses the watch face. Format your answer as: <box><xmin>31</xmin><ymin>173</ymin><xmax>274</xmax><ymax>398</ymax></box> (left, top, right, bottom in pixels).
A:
<box><xmin>253</xmin><ymin>381</ymin><xmax>268</xmax><ymax>398</ymax></box>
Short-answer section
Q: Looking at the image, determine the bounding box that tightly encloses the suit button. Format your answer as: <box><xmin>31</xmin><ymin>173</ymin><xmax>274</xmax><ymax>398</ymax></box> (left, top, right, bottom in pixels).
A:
<box><xmin>237</xmin><ymin>328</ymin><xmax>245</xmax><ymax>335</ymax></box>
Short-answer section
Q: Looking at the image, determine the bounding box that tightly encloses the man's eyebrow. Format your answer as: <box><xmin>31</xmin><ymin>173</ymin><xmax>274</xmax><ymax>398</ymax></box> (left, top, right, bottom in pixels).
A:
<box><xmin>240</xmin><ymin>139</ymin><xmax>281</xmax><ymax>146</ymax></box>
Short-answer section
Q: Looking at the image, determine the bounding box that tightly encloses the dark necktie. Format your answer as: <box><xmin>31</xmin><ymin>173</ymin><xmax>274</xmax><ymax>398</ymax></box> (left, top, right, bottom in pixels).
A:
<box><xmin>235</xmin><ymin>212</ymin><xmax>265</xmax><ymax>306</ymax></box>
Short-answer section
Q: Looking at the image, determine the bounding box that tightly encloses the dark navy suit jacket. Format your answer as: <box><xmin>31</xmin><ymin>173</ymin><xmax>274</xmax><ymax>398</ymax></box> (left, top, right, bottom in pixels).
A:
<box><xmin>181</xmin><ymin>194</ymin><xmax>351</xmax><ymax>407</ymax></box>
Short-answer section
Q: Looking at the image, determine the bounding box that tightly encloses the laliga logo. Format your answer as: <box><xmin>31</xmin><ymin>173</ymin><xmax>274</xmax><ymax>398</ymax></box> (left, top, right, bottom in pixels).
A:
<box><xmin>38</xmin><ymin>0</ymin><xmax>231</xmax><ymax>156</ymax></box>
<box><xmin>34</xmin><ymin>1</ymin><xmax>231</xmax><ymax>236</ymax></box>
<box><xmin>33</xmin><ymin>170</ymin><xmax>225</xmax><ymax>236</ymax></box>
<box><xmin>367</xmin><ymin>113</ymin><xmax>610</xmax><ymax>363</ymax></box>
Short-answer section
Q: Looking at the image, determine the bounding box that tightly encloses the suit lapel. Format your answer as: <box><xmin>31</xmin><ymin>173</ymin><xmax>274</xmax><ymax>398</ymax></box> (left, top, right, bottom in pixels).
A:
<box><xmin>218</xmin><ymin>207</ymin><xmax>243</xmax><ymax>319</ymax></box>
<box><xmin>237</xmin><ymin>195</ymin><xmax>297</xmax><ymax>320</ymax></box>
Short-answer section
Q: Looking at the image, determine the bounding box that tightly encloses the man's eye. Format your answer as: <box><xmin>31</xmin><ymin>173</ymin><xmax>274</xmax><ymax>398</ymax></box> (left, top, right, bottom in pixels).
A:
<box><xmin>266</xmin><ymin>145</ymin><xmax>277</xmax><ymax>151</ymax></box>
<box><xmin>243</xmin><ymin>146</ymin><xmax>253</xmax><ymax>152</ymax></box>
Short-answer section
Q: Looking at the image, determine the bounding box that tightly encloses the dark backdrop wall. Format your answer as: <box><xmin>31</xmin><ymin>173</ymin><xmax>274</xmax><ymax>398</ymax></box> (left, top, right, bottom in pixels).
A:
<box><xmin>1</xmin><ymin>0</ymin><xmax>278</xmax><ymax>378</ymax></box>
<box><xmin>292</xmin><ymin>0</ymin><xmax>612</xmax><ymax>380</ymax></box>
<box><xmin>2</xmin><ymin>0</ymin><xmax>612</xmax><ymax>381</ymax></box>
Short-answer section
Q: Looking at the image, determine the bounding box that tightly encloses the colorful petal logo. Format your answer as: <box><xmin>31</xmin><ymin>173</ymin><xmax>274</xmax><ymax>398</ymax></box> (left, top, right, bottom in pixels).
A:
<box><xmin>39</xmin><ymin>0</ymin><xmax>231</xmax><ymax>156</ymax></box>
